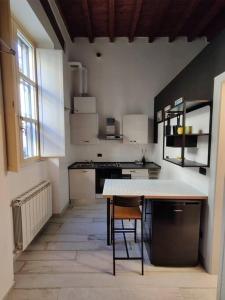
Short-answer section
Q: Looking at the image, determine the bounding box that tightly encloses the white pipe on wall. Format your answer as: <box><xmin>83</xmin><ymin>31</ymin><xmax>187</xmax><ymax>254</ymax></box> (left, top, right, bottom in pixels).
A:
<box><xmin>83</xmin><ymin>66</ymin><xmax>88</xmax><ymax>95</ymax></box>
<box><xmin>69</xmin><ymin>62</ymin><xmax>88</xmax><ymax>96</ymax></box>
<box><xmin>69</xmin><ymin>61</ymin><xmax>83</xmax><ymax>96</ymax></box>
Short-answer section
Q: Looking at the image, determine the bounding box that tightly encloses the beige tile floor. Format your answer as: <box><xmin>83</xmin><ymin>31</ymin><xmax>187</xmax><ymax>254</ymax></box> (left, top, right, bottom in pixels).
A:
<box><xmin>8</xmin><ymin>200</ymin><xmax>217</xmax><ymax>300</ymax></box>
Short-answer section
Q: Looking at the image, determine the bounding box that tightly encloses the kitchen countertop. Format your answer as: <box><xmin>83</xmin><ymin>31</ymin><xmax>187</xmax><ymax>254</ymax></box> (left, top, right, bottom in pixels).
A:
<box><xmin>103</xmin><ymin>179</ymin><xmax>207</xmax><ymax>200</ymax></box>
<box><xmin>68</xmin><ymin>161</ymin><xmax>161</xmax><ymax>170</ymax></box>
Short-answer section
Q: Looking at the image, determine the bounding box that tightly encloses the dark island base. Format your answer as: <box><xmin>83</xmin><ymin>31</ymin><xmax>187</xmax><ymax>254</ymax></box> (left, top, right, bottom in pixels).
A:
<box><xmin>144</xmin><ymin>200</ymin><xmax>201</xmax><ymax>267</ymax></box>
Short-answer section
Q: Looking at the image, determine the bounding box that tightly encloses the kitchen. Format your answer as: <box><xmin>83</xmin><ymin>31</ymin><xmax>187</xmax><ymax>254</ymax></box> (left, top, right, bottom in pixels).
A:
<box><xmin>68</xmin><ymin>69</ymin><xmax>210</xmax><ymax>267</ymax></box>
<box><xmin>1</xmin><ymin>0</ymin><xmax>225</xmax><ymax>299</ymax></box>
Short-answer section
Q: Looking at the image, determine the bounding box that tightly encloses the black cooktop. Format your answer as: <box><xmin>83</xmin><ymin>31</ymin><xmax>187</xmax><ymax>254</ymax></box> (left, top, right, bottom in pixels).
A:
<box><xmin>94</xmin><ymin>162</ymin><xmax>120</xmax><ymax>168</ymax></box>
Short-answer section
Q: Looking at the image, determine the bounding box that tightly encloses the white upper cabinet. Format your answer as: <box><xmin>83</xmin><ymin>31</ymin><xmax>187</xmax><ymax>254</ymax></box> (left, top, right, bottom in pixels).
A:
<box><xmin>70</xmin><ymin>113</ymin><xmax>99</xmax><ymax>145</ymax></box>
<box><xmin>123</xmin><ymin>114</ymin><xmax>149</xmax><ymax>144</ymax></box>
<box><xmin>74</xmin><ymin>97</ymin><xmax>96</xmax><ymax>113</ymax></box>
<box><xmin>36</xmin><ymin>49</ymin><xmax>65</xmax><ymax>157</ymax></box>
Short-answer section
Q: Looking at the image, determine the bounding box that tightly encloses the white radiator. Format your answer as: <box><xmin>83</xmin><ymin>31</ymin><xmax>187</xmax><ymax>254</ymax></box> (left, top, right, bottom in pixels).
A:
<box><xmin>12</xmin><ymin>181</ymin><xmax>52</xmax><ymax>251</ymax></box>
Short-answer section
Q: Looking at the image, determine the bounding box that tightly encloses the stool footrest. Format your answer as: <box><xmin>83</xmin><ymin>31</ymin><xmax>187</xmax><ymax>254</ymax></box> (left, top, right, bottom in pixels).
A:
<box><xmin>114</xmin><ymin>228</ymin><xmax>135</xmax><ymax>232</ymax></box>
<box><xmin>114</xmin><ymin>257</ymin><xmax>142</xmax><ymax>260</ymax></box>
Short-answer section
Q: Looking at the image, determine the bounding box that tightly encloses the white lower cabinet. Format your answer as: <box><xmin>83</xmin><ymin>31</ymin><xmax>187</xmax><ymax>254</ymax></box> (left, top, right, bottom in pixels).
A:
<box><xmin>122</xmin><ymin>169</ymin><xmax>149</xmax><ymax>179</ymax></box>
<box><xmin>69</xmin><ymin>169</ymin><xmax>95</xmax><ymax>204</ymax></box>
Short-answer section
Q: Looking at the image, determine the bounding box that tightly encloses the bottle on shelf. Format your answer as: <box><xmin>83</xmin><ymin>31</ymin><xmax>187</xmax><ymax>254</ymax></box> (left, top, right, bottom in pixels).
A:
<box><xmin>165</xmin><ymin>118</ymin><xmax>171</xmax><ymax>136</ymax></box>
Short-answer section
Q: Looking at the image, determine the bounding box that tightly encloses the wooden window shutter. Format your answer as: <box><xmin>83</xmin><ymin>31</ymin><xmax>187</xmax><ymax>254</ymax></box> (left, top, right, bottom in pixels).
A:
<box><xmin>0</xmin><ymin>0</ymin><xmax>21</xmax><ymax>171</ymax></box>
<box><xmin>36</xmin><ymin>49</ymin><xmax>65</xmax><ymax>157</ymax></box>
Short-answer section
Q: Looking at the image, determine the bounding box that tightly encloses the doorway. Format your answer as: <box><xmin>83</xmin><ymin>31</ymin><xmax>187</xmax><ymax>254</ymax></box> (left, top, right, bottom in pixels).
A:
<box><xmin>211</xmin><ymin>73</ymin><xmax>225</xmax><ymax>299</ymax></box>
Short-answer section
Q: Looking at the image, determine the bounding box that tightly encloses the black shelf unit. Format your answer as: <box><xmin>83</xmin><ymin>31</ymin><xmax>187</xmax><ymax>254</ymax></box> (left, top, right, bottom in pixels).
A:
<box><xmin>163</xmin><ymin>99</ymin><xmax>212</xmax><ymax>168</ymax></box>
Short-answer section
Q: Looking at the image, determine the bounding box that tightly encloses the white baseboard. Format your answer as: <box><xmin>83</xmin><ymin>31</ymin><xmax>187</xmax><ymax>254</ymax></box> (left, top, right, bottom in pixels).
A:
<box><xmin>2</xmin><ymin>280</ymin><xmax>15</xmax><ymax>300</ymax></box>
<box><xmin>53</xmin><ymin>201</ymin><xmax>69</xmax><ymax>217</ymax></box>
<box><xmin>96</xmin><ymin>194</ymin><xmax>103</xmax><ymax>199</ymax></box>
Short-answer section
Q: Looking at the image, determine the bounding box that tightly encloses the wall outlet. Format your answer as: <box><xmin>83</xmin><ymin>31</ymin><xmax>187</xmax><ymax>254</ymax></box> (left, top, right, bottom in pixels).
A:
<box><xmin>199</xmin><ymin>167</ymin><xmax>207</xmax><ymax>176</ymax></box>
<box><xmin>97</xmin><ymin>153</ymin><xmax>102</xmax><ymax>157</ymax></box>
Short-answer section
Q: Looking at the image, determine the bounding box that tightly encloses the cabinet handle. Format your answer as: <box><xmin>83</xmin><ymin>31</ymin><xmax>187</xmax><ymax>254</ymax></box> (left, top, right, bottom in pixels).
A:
<box><xmin>173</xmin><ymin>209</ymin><xmax>183</xmax><ymax>213</ymax></box>
<box><xmin>130</xmin><ymin>170</ymin><xmax>136</xmax><ymax>173</ymax></box>
<box><xmin>83</xmin><ymin>141</ymin><xmax>90</xmax><ymax>143</ymax></box>
<box><xmin>82</xmin><ymin>170</ymin><xmax>88</xmax><ymax>173</ymax></box>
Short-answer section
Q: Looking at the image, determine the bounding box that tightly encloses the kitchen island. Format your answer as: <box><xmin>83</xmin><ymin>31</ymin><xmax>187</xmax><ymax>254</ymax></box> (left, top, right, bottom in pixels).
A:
<box><xmin>103</xmin><ymin>179</ymin><xmax>207</xmax><ymax>266</ymax></box>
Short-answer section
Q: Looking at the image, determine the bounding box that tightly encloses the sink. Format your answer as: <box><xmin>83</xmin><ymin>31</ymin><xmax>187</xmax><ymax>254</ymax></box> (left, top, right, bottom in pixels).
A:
<box><xmin>75</xmin><ymin>162</ymin><xmax>94</xmax><ymax>168</ymax></box>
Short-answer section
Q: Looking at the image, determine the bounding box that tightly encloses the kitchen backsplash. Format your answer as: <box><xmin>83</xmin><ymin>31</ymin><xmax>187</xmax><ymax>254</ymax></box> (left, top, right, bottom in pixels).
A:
<box><xmin>69</xmin><ymin>143</ymin><xmax>153</xmax><ymax>163</ymax></box>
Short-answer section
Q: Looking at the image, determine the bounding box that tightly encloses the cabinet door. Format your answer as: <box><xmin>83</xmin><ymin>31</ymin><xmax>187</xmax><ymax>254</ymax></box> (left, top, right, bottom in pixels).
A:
<box><xmin>74</xmin><ymin>97</ymin><xmax>96</xmax><ymax>113</ymax></box>
<box><xmin>123</xmin><ymin>115</ymin><xmax>148</xmax><ymax>144</ymax></box>
<box><xmin>122</xmin><ymin>169</ymin><xmax>149</xmax><ymax>179</ymax></box>
<box><xmin>151</xmin><ymin>201</ymin><xmax>201</xmax><ymax>266</ymax></box>
<box><xmin>69</xmin><ymin>169</ymin><xmax>95</xmax><ymax>202</ymax></box>
<box><xmin>70</xmin><ymin>114</ymin><xmax>99</xmax><ymax>144</ymax></box>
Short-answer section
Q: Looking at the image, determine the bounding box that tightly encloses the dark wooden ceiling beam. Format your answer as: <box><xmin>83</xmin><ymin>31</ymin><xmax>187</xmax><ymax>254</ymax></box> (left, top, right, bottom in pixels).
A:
<box><xmin>206</xmin><ymin>17</ymin><xmax>225</xmax><ymax>42</ymax></box>
<box><xmin>108</xmin><ymin>0</ymin><xmax>115</xmax><ymax>42</ymax></box>
<box><xmin>81</xmin><ymin>0</ymin><xmax>94</xmax><ymax>43</ymax></box>
<box><xmin>188</xmin><ymin>0</ymin><xmax>225</xmax><ymax>42</ymax></box>
<box><xmin>40</xmin><ymin>0</ymin><xmax>65</xmax><ymax>49</ymax></box>
<box><xmin>169</xmin><ymin>0</ymin><xmax>200</xmax><ymax>42</ymax></box>
<box><xmin>148</xmin><ymin>0</ymin><xmax>171</xmax><ymax>43</ymax></box>
<box><xmin>55</xmin><ymin>0</ymin><xmax>73</xmax><ymax>42</ymax></box>
<box><xmin>129</xmin><ymin>0</ymin><xmax>143</xmax><ymax>42</ymax></box>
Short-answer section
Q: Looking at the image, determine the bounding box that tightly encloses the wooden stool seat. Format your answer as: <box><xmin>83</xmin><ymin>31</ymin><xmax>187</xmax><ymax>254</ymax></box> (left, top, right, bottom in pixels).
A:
<box><xmin>114</xmin><ymin>206</ymin><xmax>141</xmax><ymax>219</ymax></box>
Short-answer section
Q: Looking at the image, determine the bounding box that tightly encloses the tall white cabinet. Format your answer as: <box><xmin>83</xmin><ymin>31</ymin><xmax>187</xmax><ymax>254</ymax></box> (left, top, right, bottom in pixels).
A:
<box><xmin>123</xmin><ymin>114</ymin><xmax>149</xmax><ymax>144</ymax></box>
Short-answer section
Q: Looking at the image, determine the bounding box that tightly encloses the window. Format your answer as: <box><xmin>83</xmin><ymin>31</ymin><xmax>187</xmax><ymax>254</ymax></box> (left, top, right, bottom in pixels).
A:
<box><xmin>17</xmin><ymin>31</ymin><xmax>39</xmax><ymax>161</ymax></box>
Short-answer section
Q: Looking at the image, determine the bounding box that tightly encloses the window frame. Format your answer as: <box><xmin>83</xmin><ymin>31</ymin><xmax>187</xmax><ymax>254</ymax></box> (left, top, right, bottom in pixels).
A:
<box><xmin>13</xmin><ymin>21</ymin><xmax>40</xmax><ymax>165</ymax></box>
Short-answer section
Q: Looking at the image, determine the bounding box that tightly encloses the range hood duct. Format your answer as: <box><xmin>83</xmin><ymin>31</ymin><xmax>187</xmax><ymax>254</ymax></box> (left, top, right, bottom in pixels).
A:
<box><xmin>69</xmin><ymin>61</ymin><xmax>88</xmax><ymax>96</ymax></box>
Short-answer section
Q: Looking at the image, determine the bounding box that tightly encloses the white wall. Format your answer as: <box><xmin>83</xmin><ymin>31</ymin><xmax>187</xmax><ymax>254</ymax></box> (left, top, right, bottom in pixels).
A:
<box><xmin>0</xmin><ymin>3</ymin><xmax>55</xmax><ymax>298</ymax></box>
<box><xmin>10</xmin><ymin>0</ymin><xmax>53</xmax><ymax>48</ymax></box>
<box><xmin>0</xmin><ymin>86</ymin><xmax>48</xmax><ymax>300</ymax></box>
<box><xmin>45</xmin><ymin>3</ymin><xmax>73</xmax><ymax>213</ymax></box>
<box><xmin>152</xmin><ymin>121</ymin><xmax>209</xmax><ymax>189</ymax></box>
<box><xmin>151</xmin><ymin>83</ymin><xmax>225</xmax><ymax>275</ymax></box>
<box><xmin>151</xmin><ymin>110</ymin><xmax>210</xmax><ymax>267</ymax></box>
<box><xmin>67</xmin><ymin>38</ymin><xmax>206</xmax><ymax>163</ymax></box>
<box><xmin>5</xmin><ymin>162</ymin><xmax>48</xmax><ymax>199</ymax></box>
<box><xmin>217</xmin><ymin>180</ymin><xmax>225</xmax><ymax>300</ymax></box>
<box><xmin>0</xmin><ymin>71</ymin><xmax>14</xmax><ymax>299</ymax></box>
<box><xmin>19</xmin><ymin>0</ymin><xmax>70</xmax><ymax>214</ymax></box>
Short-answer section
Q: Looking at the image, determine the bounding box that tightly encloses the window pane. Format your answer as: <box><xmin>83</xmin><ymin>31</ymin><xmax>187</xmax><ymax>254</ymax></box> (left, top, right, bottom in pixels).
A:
<box><xmin>22</xmin><ymin>120</ymin><xmax>38</xmax><ymax>159</ymax></box>
<box><xmin>17</xmin><ymin>32</ymin><xmax>34</xmax><ymax>81</ymax></box>
<box><xmin>19</xmin><ymin>79</ymin><xmax>37</xmax><ymax>119</ymax></box>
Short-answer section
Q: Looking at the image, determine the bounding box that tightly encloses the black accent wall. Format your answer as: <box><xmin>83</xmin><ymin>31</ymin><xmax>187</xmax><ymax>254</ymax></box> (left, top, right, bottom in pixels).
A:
<box><xmin>154</xmin><ymin>29</ymin><xmax>225</xmax><ymax>142</ymax></box>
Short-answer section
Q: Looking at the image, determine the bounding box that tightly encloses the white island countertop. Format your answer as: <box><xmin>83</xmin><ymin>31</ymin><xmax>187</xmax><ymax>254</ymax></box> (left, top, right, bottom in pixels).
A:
<box><xmin>103</xmin><ymin>179</ymin><xmax>207</xmax><ymax>200</ymax></box>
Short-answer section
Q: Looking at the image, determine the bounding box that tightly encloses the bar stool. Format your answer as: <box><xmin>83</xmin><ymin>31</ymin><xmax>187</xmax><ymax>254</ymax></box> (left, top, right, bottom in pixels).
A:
<box><xmin>144</xmin><ymin>199</ymin><xmax>152</xmax><ymax>221</ymax></box>
<box><xmin>111</xmin><ymin>196</ymin><xmax>144</xmax><ymax>275</ymax></box>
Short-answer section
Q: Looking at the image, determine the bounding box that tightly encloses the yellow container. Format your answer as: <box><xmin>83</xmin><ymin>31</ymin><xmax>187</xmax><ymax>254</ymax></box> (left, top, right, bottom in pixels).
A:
<box><xmin>185</xmin><ymin>126</ymin><xmax>192</xmax><ymax>134</ymax></box>
<box><xmin>177</xmin><ymin>127</ymin><xmax>184</xmax><ymax>135</ymax></box>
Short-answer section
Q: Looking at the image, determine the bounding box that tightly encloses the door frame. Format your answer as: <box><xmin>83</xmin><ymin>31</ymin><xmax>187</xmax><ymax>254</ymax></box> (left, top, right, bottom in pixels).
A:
<box><xmin>208</xmin><ymin>72</ymin><xmax>225</xmax><ymax>274</ymax></box>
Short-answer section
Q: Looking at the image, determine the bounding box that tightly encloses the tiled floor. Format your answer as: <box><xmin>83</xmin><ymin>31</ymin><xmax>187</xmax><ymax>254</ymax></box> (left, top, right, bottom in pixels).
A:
<box><xmin>8</xmin><ymin>200</ymin><xmax>217</xmax><ymax>300</ymax></box>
